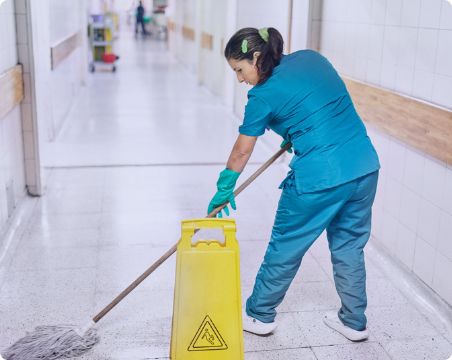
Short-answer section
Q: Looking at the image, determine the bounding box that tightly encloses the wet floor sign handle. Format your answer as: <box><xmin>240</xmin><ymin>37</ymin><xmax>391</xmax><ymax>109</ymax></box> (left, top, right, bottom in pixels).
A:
<box><xmin>170</xmin><ymin>218</ymin><xmax>244</xmax><ymax>360</ymax></box>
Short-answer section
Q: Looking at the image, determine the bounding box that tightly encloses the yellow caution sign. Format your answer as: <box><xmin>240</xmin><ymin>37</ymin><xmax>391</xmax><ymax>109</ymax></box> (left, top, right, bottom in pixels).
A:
<box><xmin>170</xmin><ymin>219</ymin><xmax>244</xmax><ymax>360</ymax></box>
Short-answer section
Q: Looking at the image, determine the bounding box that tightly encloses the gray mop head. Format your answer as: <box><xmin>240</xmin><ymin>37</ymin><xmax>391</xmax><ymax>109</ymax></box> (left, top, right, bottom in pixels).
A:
<box><xmin>2</xmin><ymin>323</ymin><xmax>99</xmax><ymax>360</ymax></box>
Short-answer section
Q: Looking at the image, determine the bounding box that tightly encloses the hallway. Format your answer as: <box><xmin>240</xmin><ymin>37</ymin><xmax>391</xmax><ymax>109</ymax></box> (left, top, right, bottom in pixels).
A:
<box><xmin>1</xmin><ymin>28</ymin><xmax>451</xmax><ymax>360</ymax></box>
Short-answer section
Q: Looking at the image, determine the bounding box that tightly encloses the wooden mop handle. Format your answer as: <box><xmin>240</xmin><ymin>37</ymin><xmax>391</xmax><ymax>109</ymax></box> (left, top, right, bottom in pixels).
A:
<box><xmin>92</xmin><ymin>143</ymin><xmax>291</xmax><ymax>323</ymax></box>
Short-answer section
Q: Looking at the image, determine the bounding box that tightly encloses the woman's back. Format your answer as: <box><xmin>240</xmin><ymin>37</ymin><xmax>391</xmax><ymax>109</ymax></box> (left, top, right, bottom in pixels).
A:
<box><xmin>245</xmin><ymin>50</ymin><xmax>380</xmax><ymax>193</ymax></box>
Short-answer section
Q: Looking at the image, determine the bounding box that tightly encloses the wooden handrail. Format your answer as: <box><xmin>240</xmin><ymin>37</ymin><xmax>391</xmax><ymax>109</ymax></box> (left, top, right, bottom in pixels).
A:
<box><xmin>50</xmin><ymin>31</ymin><xmax>81</xmax><ymax>70</ymax></box>
<box><xmin>0</xmin><ymin>65</ymin><xmax>24</xmax><ymax>119</ymax></box>
<box><xmin>344</xmin><ymin>77</ymin><xmax>452</xmax><ymax>165</ymax></box>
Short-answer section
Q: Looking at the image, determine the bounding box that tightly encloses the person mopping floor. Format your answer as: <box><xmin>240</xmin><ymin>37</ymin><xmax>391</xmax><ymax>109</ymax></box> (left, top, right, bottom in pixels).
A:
<box><xmin>207</xmin><ymin>27</ymin><xmax>380</xmax><ymax>342</ymax></box>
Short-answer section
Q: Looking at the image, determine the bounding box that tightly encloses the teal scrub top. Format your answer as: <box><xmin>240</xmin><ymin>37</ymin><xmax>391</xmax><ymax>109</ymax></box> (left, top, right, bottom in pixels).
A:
<box><xmin>239</xmin><ymin>50</ymin><xmax>380</xmax><ymax>193</ymax></box>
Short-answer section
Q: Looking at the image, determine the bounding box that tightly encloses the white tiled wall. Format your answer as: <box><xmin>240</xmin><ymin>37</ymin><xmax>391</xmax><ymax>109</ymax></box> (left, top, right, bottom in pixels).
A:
<box><xmin>314</xmin><ymin>0</ymin><xmax>452</xmax><ymax>110</ymax></box>
<box><xmin>171</xmin><ymin>0</ymin><xmax>199</xmax><ymax>74</ymax></box>
<box><xmin>47</xmin><ymin>0</ymin><xmax>86</xmax><ymax>140</ymax></box>
<box><xmin>368</xmin><ymin>127</ymin><xmax>452</xmax><ymax>306</ymax></box>
<box><xmin>0</xmin><ymin>0</ymin><xmax>26</xmax><ymax>234</ymax></box>
<box><xmin>314</xmin><ymin>0</ymin><xmax>452</xmax><ymax>306</ymax></box>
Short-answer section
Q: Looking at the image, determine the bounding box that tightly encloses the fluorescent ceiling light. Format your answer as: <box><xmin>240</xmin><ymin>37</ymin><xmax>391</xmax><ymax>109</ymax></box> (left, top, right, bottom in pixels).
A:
<box><xmin>0</xmin><ymin>0</ymin><xmax>6</xmax><ymax>7</ymax></box>
<box><xmin>448</xmin><ymin>0</ymin><xmax>452</xmax><ymax>6</ymax></box>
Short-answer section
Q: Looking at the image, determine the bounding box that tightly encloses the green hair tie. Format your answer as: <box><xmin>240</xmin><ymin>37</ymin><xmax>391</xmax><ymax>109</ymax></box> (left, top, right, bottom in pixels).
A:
<box><xmin>241</xmin><ymin>39</ymin><xmax>248</xmax><ymax>53</ymax></box>
<box><xmin>258</xmin><ymin>27</ymin><xmax>269</xmax><ymax>42</ymax></box>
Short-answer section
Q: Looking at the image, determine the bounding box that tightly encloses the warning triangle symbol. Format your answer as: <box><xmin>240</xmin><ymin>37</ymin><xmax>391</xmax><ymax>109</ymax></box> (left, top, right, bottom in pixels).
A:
<box><xmin>188</xmin><ymin>315</ymin><xmax>228</xmax><ymax>351</ymax></box>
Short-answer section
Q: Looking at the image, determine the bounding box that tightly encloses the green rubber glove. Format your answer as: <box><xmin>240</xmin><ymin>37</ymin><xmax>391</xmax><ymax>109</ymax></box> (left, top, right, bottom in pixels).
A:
<box><xmin>207</xmin><ymin>168</ymin><xmax>240</xmax><ymax>217</ymax></box>
<box><xmin>280</xmin><ymin>139</ymin><xmax>293</xmax><ymax>153</ymax></box>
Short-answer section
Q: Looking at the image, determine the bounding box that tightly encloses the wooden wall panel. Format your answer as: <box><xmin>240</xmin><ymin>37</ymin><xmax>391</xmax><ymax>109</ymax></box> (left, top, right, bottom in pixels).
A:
<box><xmin>201</xmin><ymin>32</ymin><xmax>213</xmax><ymax>50</ymax></box>
<box><xmin>0</xmin><ymin>65</ymin><xmax>24</xmax><ymax>119</ymax></box>
<box><xmin>182</xmin><ymin>26</ymin><xmax>195</xmax><ymax>41</ymax></box>
<box><xmin>168</xmin><ymin>20</ymin><xmax>176</xmax><ymax>32</ymax></box>
<box><xmin>344</xmin><ymin>77</ymin><xmax>452</xmax><ymax>165</ymax></box>
<box><xmin>51</xmin><ymin>31</ymin><xmax>81</xmax><ymax>70</ymax></box>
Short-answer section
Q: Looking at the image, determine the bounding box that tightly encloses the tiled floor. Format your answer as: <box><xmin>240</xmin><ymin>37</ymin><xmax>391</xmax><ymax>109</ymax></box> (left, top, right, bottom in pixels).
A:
<box><xmin>1</xmin><ymin>29</ymin><xmax>452</xmax><ymax>360</ymax></box>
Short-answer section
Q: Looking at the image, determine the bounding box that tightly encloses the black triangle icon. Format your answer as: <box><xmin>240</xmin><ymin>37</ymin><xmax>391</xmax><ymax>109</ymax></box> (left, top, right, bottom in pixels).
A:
<box><xmin>188</xmin><ymin>315</ymin><xmax>228</xmax><ymax>351</ymax></box>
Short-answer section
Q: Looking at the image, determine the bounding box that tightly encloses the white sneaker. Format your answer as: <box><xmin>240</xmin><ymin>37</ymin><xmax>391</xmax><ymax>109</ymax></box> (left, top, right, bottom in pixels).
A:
<box><xmin>242</xmin><ymin>312</ymin><xmax>277</xmax><ymax>335</ymax></box>
<box><xmin>323</xmin><ymin>311</ymin><xmax>369</xmax><ymax>342</ymax></box>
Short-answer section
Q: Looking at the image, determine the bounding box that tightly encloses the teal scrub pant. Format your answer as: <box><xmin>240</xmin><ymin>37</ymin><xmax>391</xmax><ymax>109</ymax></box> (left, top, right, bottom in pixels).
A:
<box><xmin>246</xmin><ymin>170</ymin><xmax>378</xmax><ymax>331</ymax></box>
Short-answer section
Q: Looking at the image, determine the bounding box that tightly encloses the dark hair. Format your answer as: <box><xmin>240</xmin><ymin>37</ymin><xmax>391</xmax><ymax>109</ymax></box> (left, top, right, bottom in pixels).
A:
<box><xmin>224</xmin><ymin>27</ymin><xmax>284</xmax><ymax>84</ymax></box>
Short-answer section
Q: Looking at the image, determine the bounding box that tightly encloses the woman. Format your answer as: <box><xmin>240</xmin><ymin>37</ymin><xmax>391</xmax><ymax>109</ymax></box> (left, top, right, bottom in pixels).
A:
<box><xmin>207</xmin><ymin>27</ymin><xmax>380</xmax><ymax>342</ymax></box>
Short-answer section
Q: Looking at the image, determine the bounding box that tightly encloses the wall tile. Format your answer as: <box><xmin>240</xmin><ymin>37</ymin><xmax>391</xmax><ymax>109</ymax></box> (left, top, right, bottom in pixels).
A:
<box><xmin>4</xmin><ymin>0</ymin><xmax>14</xmax><ymax>14</ymax></box>
<box><xmin>381</xmin><ymin>212</ymin><xmax>399</xmax><ymax>253</ymax></box>
<box><xmin>380</xmin><ymin>62</ymin><xmax>397</xmax><ymax>90</ymax></box>
<box><xmin>403</xmin><ymin>148</ymin><xmax>425</xmax><ymax>193</ymax></box>
<box><xmin>401</xmin><ymin>0</ymin><xmax>420</xmax><ymax>27</ymax></box>
<box><xmin>440</xmin><ymin>0</ymin><xmax>452</xmax><ymax>30</ymax></box>
<box><xmin>415</xmin><ymin>29</ymin><xmax>439</xmax><ymax>71</ymax></box>
<box><xmin>355</xmin><ymin>24</ymin><xmax>371</xmax><ymax>58</ymax></box>
<box><xmin>395</xmin><ymin>66</ymin><xmax>415</xmax><ymax>94</ymax></box>
<box><xmin>417</xmin><ymin>199</ymin><xmax>441</xmax><ymax>248</ymax></box>
<box><xmin>385</xmin><ymin>0</ymin><xmax>402</xmax><ymax>26</ymax></box>
<box><xmin>437</xmin><ymin>210</ymin><xmax>452</xmax><ymax>261</ymax></box>
<box><xmin>371</xmin><ymin>0</ymin><xmax>387</xmax><ymax>25</ymax></box>
<box><xmin>421</xmin><ymin>157</ymin><xmax>447</xmax><ymax>207</ymax></box>
<box><xmin>386</xmin><ymin>138</ymin><xmax>406</xmax><ymax>181</ymax></box>
<box><xmin>355</xmin><ymin>0</ymin><xmax>373</xmax><ymax>24</ymax></box>
<box><xmin>384</xmin><ymin>178</ymin><xmax>403</xmax><ymax>218</ymax></box>
<box><xmin>435</xmin><ymin>30</ymin><xmax>452</xmax><ymax>77</ymax></box>
<box><xmin>366</xmin><ymin>59</ymin><xmax>381</xmax><ymax>85</ymax></box>
<box><xmin>355</xmin><ymin>56</ymin><xmax>367</xmax><ymax>80</ymax></box>
<box><xmin>431</xmin><ymin>74</ymin><xmax>452</xmax><ymax>109</ymax></box>
<box><xmin>368</xmin><ymin>24</ymin><xmax>385</xmax><ymax>61</ymax></box>
<box><xmin>412</xmin><ymin>70</ymin><xmax>434</xmax><ymax>101</ymax></box>
<box><xmin>382</xmin><ymin>26</ymin><xmax>400</xmax><ymax>65</ymax></box>
<box><xmin>432</xmin><ymin>252</ymin><xmax>452</xmax><ymax>304</ymax></box>
<box><xmin>399</xmin><ymin>187</ymin><xmax>421</xmax><ymax>232</ymax></box>
<box><xmin>398</xmin><ymin>27</ymin><xmax>418</xmax><ymax>67</ymax></box>
<box><xmin>441</xmin><ymin>167</ymin><xmax>452</xmax><ymax>215</ymax></box>
<box><xmin>322</xmin><ymin>0</ymin><xmax>339</xmax><ymax>22</ymax></box>
<box><xmin>396</xmin><ymin>223</ymin><xmax>416</xmax><ymax>269</ymax></box>
<box><xmin>419</xmin><ymin>0</ymin><xmax>442</xmax><ymax>28</ymax></box>
<box><xmin>413</xmin><ymin>236</ymin><xmax>436</xmax><ymax>285</ymax></box>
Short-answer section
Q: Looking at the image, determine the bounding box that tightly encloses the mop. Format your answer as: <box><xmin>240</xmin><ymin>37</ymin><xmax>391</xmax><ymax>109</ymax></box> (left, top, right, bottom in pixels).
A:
<box><xmin>1</xmin><ymin>143</ymin><xmax>291</xmax><ymax>360</ymax></box>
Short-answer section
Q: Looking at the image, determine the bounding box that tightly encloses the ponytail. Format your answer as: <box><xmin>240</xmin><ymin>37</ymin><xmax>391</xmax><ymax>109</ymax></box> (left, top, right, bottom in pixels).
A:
<box><xmin>224</xmin><ymin>27</ymin><xmax>284</xmax><ymax>84</ymax></box>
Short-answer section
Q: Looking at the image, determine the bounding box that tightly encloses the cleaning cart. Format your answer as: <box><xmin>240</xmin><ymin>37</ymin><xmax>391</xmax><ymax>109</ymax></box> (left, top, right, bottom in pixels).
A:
<box><xmin>88</xmin><ymin>14</ymin><xmax>118</xmax><ymax>72</ymax></box>
<box><xmin>170</xmin><ymin>218</ymin><xmax>244</xmax><ymax>360</ymax></box>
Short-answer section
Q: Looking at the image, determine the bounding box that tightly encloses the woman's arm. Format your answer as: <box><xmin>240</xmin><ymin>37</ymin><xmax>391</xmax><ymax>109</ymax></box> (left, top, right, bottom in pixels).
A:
<box><xmin>226</xmin><ymin>134</ymin><xmax>258</xmax><ymax>173</ymax></box>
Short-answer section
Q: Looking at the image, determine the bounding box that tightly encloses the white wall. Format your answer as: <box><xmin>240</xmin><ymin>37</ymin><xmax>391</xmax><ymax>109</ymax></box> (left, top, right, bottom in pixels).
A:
<box><xmin>0</xmin><ymin>0</ymin><xmax>26</xmax><ymax>234</ymax></box>
<box><xmin>169</xmin><ymin>0</ymin><xmax>236</xmax><ymax>106</ymax></box>
<box><xmin>47</xmin><ymin>0</ymin><xmax>87</xmax><ymax>140</ymax></box>
<box><xmin>197</xmin><ymin>0</ymin><xmax>227</xmax><ymax>98</ymax></box>
<box><xmin>170</xmin><ymin>0</ymin><xmax>199</xmax><ymax>73</ymax></box>
<box><xmin>317</xmin><ymin>0</ymin><xmax>452</xmax><ymax>305</ymax></box>
<box><xmin>315</xmin><ymin>0</ymin><xmax>452</xmax><ymax>109</ymax></box>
